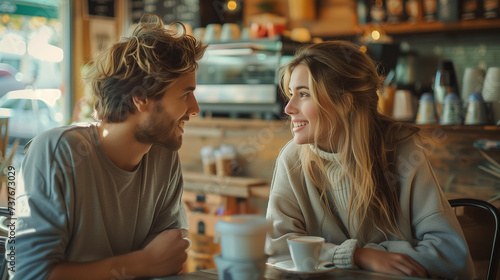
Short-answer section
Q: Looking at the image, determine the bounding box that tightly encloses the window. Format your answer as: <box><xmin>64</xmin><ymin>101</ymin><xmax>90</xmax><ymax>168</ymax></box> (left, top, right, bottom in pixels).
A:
<box><xmin>0</xmin><ymin>0</ymin><xmax>71</xmax><ymax>164</ymax></box>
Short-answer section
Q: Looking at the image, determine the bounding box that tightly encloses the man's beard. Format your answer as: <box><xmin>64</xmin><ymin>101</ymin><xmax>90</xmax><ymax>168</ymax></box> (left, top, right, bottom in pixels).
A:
<box><xmin>135</xmin><ymin>103</ymin><xmax>183</xmax><ymax>151</ymax></box>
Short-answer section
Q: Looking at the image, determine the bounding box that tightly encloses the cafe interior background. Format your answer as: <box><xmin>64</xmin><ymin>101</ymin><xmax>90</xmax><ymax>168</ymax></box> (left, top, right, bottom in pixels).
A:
<box><xmin>0</xmin><ymin>0</ymin><xmax>500</xmax><ymax>276</ymax></box>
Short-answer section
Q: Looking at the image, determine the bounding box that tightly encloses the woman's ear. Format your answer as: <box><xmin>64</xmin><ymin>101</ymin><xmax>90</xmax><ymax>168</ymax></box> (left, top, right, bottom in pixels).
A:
<box><xmin>132</xmin><ymin>94</ymin><xmax>149</xmax><ymax>113</ymax></box>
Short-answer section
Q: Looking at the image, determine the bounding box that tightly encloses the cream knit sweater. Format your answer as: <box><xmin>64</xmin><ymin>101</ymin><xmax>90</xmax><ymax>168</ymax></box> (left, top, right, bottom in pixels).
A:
<box><xmin>265</xmin><ymin>138</ymin><xmax>474</xmax><ymax>280</ymax></box>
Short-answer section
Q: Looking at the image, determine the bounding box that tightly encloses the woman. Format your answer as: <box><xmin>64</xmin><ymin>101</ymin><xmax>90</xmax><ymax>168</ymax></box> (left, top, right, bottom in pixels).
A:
<box><xmin>265</xmin><ymin>41</ymin><xmax>474</xmax><ymax>279</ymax></box>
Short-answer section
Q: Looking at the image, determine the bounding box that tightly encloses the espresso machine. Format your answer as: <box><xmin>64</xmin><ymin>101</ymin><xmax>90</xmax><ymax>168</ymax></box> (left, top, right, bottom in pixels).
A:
<box><xmin>195</xmin><ymin>38</ymin><xmax>294</xmax><ymax>120</ymax></box>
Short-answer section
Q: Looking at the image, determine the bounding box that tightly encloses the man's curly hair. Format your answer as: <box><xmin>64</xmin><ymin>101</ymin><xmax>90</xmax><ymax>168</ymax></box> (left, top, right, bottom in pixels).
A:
<box><xmin>84</xmin><ymin>14</ymin><xmax>207</xmax><ymax>123</ymax></box>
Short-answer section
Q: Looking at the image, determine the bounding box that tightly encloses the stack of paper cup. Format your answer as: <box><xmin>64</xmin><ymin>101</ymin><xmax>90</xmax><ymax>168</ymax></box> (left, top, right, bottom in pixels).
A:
<box><xmin>416</xmin><ymin>93</ymin><xmax>438</xmax><ymax>124</ymax></box>
<box><xmin>204</xmin><ymin>24</ymin><xmax>221</xmax><ymax>43</ymax></box>
<box><xmin>440</xmin><ymin>93</ymin><xmax>463</xmax><ymax>125</ymax></box>
<box><xmin>465</xmin><ymin>92</ymin><xmax>488</xmax><ymax>125</ymax></box>
<box><xmin>482</xmin><ymin>67</ymin><xmax>500</xmax><ymax>125</ymax></box>
<box><xmin>392</xmin><ymin>89</ymin><xmax>415</xmax><ymax>122</ymax></box>
<box><xmin>461</xmin><ymin>67</ymin><xmax>485</xmax><ymax>102</ymax></box>
<box><xmin>214</xmin><ymin>215</ymin><xmax>272</xmax><ymax>280</ymax></box>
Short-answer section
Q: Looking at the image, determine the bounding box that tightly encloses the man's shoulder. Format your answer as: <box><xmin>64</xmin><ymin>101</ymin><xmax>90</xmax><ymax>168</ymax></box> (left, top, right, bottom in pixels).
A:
<box><xmin>25</xmin><ymin>123</ymin><xmax>96</xmax><ymax>153</ymax></box>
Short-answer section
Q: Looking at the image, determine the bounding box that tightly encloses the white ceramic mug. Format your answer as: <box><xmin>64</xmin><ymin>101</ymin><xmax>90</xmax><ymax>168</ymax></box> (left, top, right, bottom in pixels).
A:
<box><xmin>287</xmin><ymin>236</ymin><xmax>325</xmax><ymax>271</ymax></box>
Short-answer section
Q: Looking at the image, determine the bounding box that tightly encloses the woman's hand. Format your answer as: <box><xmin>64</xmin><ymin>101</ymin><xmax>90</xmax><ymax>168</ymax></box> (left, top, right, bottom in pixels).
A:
<box><xmin>353</xmin><ymin>247</ymin><xmax>428</xmax><ymax>278</ymax></box>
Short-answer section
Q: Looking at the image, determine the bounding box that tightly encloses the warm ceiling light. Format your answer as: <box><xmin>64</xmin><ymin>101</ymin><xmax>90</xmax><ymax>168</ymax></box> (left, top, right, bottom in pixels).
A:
<box><xmin>359</xmin><ymin>45</ymin><xmax>367</xmax><ymax>53</ymax></box>
<box><xmin>371</xmin><ymin>30</ymin><xmax>381</xmax><ymax>41</ymax></box>
<box><xmin>227</xmin><ymin>1</ymin><xmax>237</xmax><ymax>11</ymax></box>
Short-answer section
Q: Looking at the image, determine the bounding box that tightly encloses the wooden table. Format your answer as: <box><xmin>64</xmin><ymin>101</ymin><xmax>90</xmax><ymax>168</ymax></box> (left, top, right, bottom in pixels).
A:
<box><xmin>150</xmin><ymin>265</ymin><xmax>424</xmax><ymax>280</ymax></box>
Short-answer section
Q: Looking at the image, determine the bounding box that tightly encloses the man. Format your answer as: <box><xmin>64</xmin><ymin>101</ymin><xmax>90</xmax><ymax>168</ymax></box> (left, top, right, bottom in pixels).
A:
<box><xmin>11</xmin><ymin>14</ymin><xmax>207</xmax><ymax>279</ymax></box>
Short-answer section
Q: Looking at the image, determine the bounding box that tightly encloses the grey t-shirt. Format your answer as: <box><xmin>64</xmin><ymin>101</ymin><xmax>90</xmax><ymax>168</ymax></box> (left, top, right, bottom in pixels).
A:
<box><xmin>10</xmin><ymin>124</ymin><xmax>187</xmax><ymax>279</ymax></box>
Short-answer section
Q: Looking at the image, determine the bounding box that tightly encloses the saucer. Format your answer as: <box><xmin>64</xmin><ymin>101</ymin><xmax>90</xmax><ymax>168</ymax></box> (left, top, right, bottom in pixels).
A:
<box><xmin>272</xmin><ymin>260</ymin><xmax>336</xmax><ymax>275</ymax></box>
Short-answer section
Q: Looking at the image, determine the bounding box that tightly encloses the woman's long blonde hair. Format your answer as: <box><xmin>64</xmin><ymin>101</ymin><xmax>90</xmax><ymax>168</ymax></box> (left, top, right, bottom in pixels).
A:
<box><xmin>280</xmin><ymin>41</ymin><xmax>419</xmax><ymax>242</ymax></box>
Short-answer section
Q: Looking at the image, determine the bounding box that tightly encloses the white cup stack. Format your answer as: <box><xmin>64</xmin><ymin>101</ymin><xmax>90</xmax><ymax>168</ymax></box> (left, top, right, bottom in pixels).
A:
<box><xmin>220</xmin><ymin>23</ymin><xmax>241</xmax><ymax>42</ymax></box>
<box><xmin>416</xmin><ymin>93</ymin><xmax>438</xmax><ymax>124</ymax></box>
<box><xmin>203</xmin><ymin>23</ymin><xmax>221</xmax><ymax>43</ymax></box>
<box><xmin>461</xmin><ymin>67</ymin><xmax>485</xmax><ymax>102</ymax></box>
<box><xmin>440</xmin><ymin>93</ymin><xmax>463</xmax><ymax>125</ymax></box>
<box><xmin>482</xmin><ymin>67</ymin><xmax>500</xmax><ymax>125</ymax></box>
<box><xmin>214</xmin><ymin>215</ymin><xmax>272</xmax><ymax>280</ymax></box>
<box><xmin>392</xmin><ymin>89</ymin><xmax>415</xmax><ymax>122</ymax></box>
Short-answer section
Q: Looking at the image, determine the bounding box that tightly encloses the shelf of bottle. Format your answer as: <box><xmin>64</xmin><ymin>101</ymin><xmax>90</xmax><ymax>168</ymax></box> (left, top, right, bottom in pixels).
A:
<box><xmin>318</xmin><ymin>18</ymin><xmax>500</xmax><ymax>38</ymax></box>
<box><xmin>373</xmin><ymin>18</ymin><xmax>500</xmax><ymax>35</ymax></box>
<box><xmin>415</xmin><ymin>124</ymin><xmax>500</xmax><ymax>132</ymax></box>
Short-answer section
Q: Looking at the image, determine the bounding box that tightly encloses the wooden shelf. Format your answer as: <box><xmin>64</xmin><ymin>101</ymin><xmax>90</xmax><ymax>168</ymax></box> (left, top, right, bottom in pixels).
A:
<box><xmin>316</xmin><ymin>18</ymin><xmax>500</xmax><ymax>38</ymax></box>
<box><xmin>373</xmin><ymin>18</ymin><xmax>500</xmax><ymax>35</ymax></box>
<box><xmin>415</xmin><ymin>124</ymin><xmax>500</xmax><ymax>132</ymax></box>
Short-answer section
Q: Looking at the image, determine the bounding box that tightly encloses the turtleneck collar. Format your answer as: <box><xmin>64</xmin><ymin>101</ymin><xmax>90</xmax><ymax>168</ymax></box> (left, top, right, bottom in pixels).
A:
<box><xmin>309</xmin><ymin>144</ymin><xmax>340</xmax><ymax>162</ymax></box>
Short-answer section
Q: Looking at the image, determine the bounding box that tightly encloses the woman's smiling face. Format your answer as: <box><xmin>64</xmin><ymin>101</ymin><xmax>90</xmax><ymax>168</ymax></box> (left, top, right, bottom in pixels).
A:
<box><xmin>284</xmin><ymin>64</ymin><xmax>320</xmax><ymax>146</ymax></box>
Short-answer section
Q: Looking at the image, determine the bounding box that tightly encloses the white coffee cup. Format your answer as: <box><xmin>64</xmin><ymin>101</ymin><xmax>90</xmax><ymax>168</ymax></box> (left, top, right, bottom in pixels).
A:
<box><xmin>416</xmin><ymin>93</ymin><xmax>437</xmax><ymax>124</ymax></box>
<box><xmin>440</xmin><ymin>93</ymin><xmax>463</xmax><ymax>125</ymax></box>
<box><xmin>287</xmin><ymin>236</ymin><xmax>325</xmax><ymax>271</ymax></box>
<box><xmin>193</xmin><ymin>27</ymin><xmax>205</xmax><ymax>41</ymax></box>
<box><xmin>483</xmin><ymin>67</ymin><xmax>500</xmax><ymax>102</ymax></box>
<box><xmin>461</xmin><ymin>67</ymin><xmax>485</xmax><ymax>102</ymax></box>
<box><xmin>392</xmin><ymin>89</ymin><xmax>415</xmax><ymax>122</ymax></box>
<box><xmin>214</xmin><ymin>215</ymin><xmax>272</xmax><ymax>261</ymax></box>
<box><xmin>465</xmin><ymin>92</ymin><xmax>488</xmax><ymax>125</ymax></box>
<box><xmin>204</xmin><ymin>23</ymin><xmax>221</xmax><ymax>43</ymax></box>
<box><xmin>220</xmin><ymin>23</ymin><xmax>241</xmax><ymax>41</ymax></box>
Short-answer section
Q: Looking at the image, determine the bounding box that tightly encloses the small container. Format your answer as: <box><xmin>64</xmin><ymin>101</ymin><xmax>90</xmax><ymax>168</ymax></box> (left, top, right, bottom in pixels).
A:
<box><xmin>416</xmin><ymin>93</ymin><xmax>438</xmax><ymax>124</ymax></box>
<box><xmin>465</xmin><ymin>92</ymin><xmax>488</xmax><ymax>125</ymax></box>
<box><xmin>215</xmin><ymin>145</ymin><xmax>235</xmax><ymax>177</ymax></box>
<box><xmin>440</xmin><ymin>93</ymin><xmax>463</xmax><ymax>125</ymax></box>
<box><xmin>438</xmin><ymin>0</ymin><xmax>460</xmax><ymax>22</ymax></box>
<box><xmin>392</xmin><ymin>89</ymin><xmax>415</xmax><ymax>122</ymax></box>
<box><xmin>386</xmin><ymin>0</ymin><xmax>406</xmax><ymax>24</ymax></box>
<box><xmin>201</xmin><ymin>146</ymin><xmax>216</xmax><ymax>175</ymax></box>
<box><xmin>423</xmin><ymin>0</ymin><xmax>438</xmax><ymax>22</ymax></box>
<box><xmin>484</xmin><ymin>0</ymin><xmax>500</xmax><ymax>19</ymax></box>
<box><xmin>461</xmin><ymin>0</ymin><xmax>481</xmax><ymax>20</ymax></box>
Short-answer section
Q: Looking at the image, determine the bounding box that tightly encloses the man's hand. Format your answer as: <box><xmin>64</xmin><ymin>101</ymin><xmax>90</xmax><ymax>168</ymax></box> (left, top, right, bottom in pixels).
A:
<box><xmin>140</xmin><ymin>229</ymin><xmax>190</xmax><ymax>276</ymax></box>
<box><xmin>353</xmin><ymin>247</ymin><xmax>428</xmax><ymax>278</ymax></box>
<box><xmin>49</xmin><ymin>229</ymin><xmax>191</xmax><ymax>280</ymax></box>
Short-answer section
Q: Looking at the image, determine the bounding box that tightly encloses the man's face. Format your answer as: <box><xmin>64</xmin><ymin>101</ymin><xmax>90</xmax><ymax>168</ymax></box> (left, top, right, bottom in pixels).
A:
<box><xmin>135</xmin><ymin>72</ymin><xmax>199</xmax><ymax>150</ymax></box>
